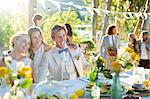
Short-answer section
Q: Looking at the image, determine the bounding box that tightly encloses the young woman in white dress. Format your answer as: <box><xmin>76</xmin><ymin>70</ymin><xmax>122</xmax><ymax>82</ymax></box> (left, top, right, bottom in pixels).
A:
<box><xmin>27</xmin><ymin>26</ymin><xmax>51</xmax><ymax>82</ymax></box>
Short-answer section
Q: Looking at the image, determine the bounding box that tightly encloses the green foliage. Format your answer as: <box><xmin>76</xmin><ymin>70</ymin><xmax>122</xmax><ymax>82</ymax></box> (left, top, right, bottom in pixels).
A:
<box><xmin>20</xmin><ymin>78</ymin><xmax>33</xmax><ymax>89</ymax></box>
<box><xmin>0</xmin><ymin>11</ymin><xmax>28</xmax><ymax>48</ymax></box>
<box><xmin>43</xmin><ymin>11</ymin><xmax>81</xmax><ymax>45</ymax></box>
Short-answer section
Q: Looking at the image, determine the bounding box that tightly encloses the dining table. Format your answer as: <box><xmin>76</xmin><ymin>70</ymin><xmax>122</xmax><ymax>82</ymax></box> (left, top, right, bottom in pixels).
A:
<box><xmin>31</xmin><ymin>67</ymin><xmax>150</xmax><ymax>99</ymax></box>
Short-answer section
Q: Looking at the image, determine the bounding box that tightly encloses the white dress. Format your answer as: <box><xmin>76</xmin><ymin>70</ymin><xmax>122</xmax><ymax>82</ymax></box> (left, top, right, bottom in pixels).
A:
<box><xmin>33</xmin><ymin>44</ymin><xmax>45</xmax><ymax>82</ymax></box>
<box><xmin>8</xmin><ymin>57</ymin><xmax>31</xmax><ymax>72</ymax></box>
<box><xmin>0</xmin><ymin>54</ymin><xmax>32</xmax><ymax>97</ymax></box>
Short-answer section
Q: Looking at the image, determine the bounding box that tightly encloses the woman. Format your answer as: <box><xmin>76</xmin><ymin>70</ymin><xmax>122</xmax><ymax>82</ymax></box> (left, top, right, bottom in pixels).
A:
<box><xmin>64</xmin><ymin>23</ymin><xmax>73</xmax><ymax>44</ymax></box>
<box><xmin>99</xmin><ymin>25</ymin><xmax>120</xmax><ymax>71</ymax></box>
<box><xmin>64</xmin><ymin>23</ymin><xmax>77</xmax><ymax>49</ymax></box>
<box><xmin>27</xmin><ymin>26</ymin><xmax>51</xmax><ymax>82</ymax></box>
<box><xmin>138</xmin><ymin>31</ymin><xmax>150</xmax><ymax>68</ymax></box>
<box><xmin>127</xmin><ymin>33</ymin><xmax>140</xmax><ymax>54</ymax></box>
<box><xmin>0</xmin><ymin>32</ymin><xmax>32</xmax><ymax>72</ymax></box>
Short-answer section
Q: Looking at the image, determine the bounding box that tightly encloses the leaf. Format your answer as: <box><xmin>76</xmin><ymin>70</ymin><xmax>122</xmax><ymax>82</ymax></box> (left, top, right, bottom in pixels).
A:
<box><xmin>20</xmin><ymin>78</ymin><xmax>32</xmax><ymax>89</ymax></box>
<box><xmin>89</xmin><ymin>70</ymin><xmax>97</xmax><ymax>82</ymax></box>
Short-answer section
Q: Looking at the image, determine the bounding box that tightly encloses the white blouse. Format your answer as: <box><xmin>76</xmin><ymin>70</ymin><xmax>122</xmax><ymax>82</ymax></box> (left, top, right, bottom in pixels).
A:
<box><xmin>8</xmin><ymin>57</ymin><xmax>31</xmax><ymax>72</ymax></box>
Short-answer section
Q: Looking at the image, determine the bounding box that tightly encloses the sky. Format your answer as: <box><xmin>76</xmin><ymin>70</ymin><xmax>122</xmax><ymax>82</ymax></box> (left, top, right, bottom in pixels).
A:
<box><xmin>0</xmin><ymin>0</ymin><xmax>29</xmax><ymax>11</ymax></box>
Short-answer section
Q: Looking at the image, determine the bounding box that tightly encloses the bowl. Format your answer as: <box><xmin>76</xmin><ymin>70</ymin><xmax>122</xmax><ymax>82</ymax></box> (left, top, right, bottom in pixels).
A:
<box><xmin>132</xmin><ymin>84</ymin><xmax>145</xmax><ymax>89</ymax></box>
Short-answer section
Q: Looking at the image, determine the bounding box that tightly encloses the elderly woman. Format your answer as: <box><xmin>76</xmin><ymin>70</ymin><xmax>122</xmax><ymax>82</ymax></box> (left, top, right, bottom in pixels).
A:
<box><xmin>0</xmin><ymin>32</ymin><xmax>32</xmax><ymax>72</ymax></box>
<box><xmin>27</xmin><ymin>26</ymin><xmax>51</xmax><ymax>82</ymax></box>
<box><xmin>99</xmin><ymin>25</ymin><xmax>120</xmax><ymax>71</ymax></box>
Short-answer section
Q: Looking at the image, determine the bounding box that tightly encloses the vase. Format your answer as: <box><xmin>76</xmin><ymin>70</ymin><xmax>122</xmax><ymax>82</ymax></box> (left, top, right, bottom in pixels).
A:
<box><xmin>110</xmin><ymin>73</ymin><xmax>122</xmax><ymax>99</ymax></box>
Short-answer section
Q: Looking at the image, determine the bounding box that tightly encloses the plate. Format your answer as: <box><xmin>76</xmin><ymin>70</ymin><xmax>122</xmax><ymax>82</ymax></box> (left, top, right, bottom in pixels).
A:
<box><xmin>134</xmin><ymin>88</ymin><xmax>149</xmax><ymax>92</ymax></box>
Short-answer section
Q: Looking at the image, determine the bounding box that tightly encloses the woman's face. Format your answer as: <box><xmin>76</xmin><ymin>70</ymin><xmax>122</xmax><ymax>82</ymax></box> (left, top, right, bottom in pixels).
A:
<box><xmin>31</xmin><ymin>31</ymin><xmax>43</xmax><ymax>49</ymax></box>
<box><xmin>112</xmin><ymin>27</ymin><xmax>117</xmax><ymax>35</ymax></box>
<box><xmin>129</xmin><ymin>36</ymin><xmax>134</xmax><ymax>42</ymax></box>
<box><xmin>15</xmin><ymin>35</ymin><xmax>30</xmax><ymax>53</ymax></box>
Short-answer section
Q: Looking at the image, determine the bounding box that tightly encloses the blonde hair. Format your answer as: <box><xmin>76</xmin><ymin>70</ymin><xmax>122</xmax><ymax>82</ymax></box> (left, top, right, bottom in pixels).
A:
<box><xmin>10</xmin><ymin>32</ymin><xmax>29</xmax><ymax>49</ymax></box>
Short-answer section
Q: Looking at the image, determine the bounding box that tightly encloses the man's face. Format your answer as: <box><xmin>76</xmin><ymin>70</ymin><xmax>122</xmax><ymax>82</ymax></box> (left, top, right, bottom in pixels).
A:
<box><xmin>53</xmin><ymin>29</ymin><xmax>66</xmax><ymax>49</ymax></box>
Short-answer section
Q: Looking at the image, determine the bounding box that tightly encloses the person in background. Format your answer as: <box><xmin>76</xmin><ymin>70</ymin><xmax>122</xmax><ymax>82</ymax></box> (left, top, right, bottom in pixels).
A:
<box><xmin>138</xmin><ymin>31</ymin><xmax>150</xmax><ymax>69</ymax></box>
<box><xmin>127</xmin><ymin>33</ymin><xmax>140</xmax><ymax>54</ymax></box>
<box><xmin>0</xmin><ymin>32</ymin><xmax>32</xmax><ymax>72</ymax></box>
<box><xmin>27</xmin><ymin>26</ymin><xmax>51</xmax><ymax>82</ymax></box>
<box><xmin>32</xmin><ymin>14</ymin><xmax>43</xmax><ymax>28</ymax></box>
<box><xmin>64</xmin><ymin>23</ymin><xmax>77</xmax><ymax>49</ymax></box>
<box><xmin>37</xmin><ymin>25</ymin><xmax>91</xmax><ymax>82</ymax></box>
<box><xmin>64</xmin><ymin>23</ymin><xmax>73</xmax><ymax>44</ymax></box>
<box><xmin>99</xmin><ymin>25</ymin><xmax>120</xmax><ymax>71</ymax></box>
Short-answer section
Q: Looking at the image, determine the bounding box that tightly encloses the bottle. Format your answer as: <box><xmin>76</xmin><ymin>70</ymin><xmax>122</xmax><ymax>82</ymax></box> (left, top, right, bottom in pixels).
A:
<box><xmin>91</xmin><ymin>84</ymin><xmax>100</xmax><ymax>99</ymax></box>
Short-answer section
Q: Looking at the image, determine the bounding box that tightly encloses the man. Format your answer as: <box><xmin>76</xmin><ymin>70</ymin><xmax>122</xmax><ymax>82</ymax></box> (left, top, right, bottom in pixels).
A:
<box><xmin>139</xmin><ymin>31</ymin><xmax>150</xmax><ymax>69</ymax></box>
<box><xmin>32</xmin><ymin>14</ymin><xmax>43</xmax><ymax>27</ymax></box>
<box><xmin>37</xmin><ymin>25</ymin><xmax>90</xmax><ymax>82</ymax></box>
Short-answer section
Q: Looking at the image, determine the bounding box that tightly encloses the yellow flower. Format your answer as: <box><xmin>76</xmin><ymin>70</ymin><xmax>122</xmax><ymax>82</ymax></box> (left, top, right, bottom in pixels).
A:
<box><xmin>70</xmin><ymin>93</ymin><xmax>78</xmax><ymax>99</ymax></box>
<box><xmin>0</xmin><ymin>67</ymin><xmax>9</xmax><ymax>78</ymax></box>
<box><xmin>125</xmin><ymin>47</ymin><xmax>134</xmax><ymax>53</ymax></box>
<box><xmin>98</xmin><ymin>57</ymin><xmax>105</xmax><ymax>63</ymax></box>
<box><xmin>75</xmin><ymin>89</ymin><xmax>85</xmax><ymax>97</ymax></box>
<box><xmin>135</xmin><ymin>54</ymin><xmax>140</xmax><ymax>61</ymax></box>
<box><xmin>18</xmin><ymin>66</ymin><xmax>32</xmax><ymax>78</ymax></box>
<box><xmin>112</xmin><ymin>61</ymin><xmax>121</xmax><ymax>72</ymax></box>
<box><xmin>130</xmin><ymin>52</ymin><xmax>137</xmax><ymax>59</ymax></box>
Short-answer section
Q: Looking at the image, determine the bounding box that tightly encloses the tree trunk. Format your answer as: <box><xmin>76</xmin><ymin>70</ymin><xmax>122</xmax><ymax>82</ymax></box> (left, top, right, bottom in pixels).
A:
<box><xmin>92</xmin><ymin>0</ymin><xmax>99</xmax><ymax>43</ymax></box>
<box><xmin>28</xmin><ymin>0</ymin><xmax>37</xmax><ymax>27</ymax></box>
<box><xmin>102</xmin><ymin>0</ymin><xmax>112</xmax><ymax>35</ymax></box>
<box><xmin>134</xmin><ymin>0</ymin><xmax>149</xmax><ymax>39</ymax></box>
<box><xmin>142</xmin><ymin>0</ymin><xmax>150</xmax><ymax>31</ymax></box>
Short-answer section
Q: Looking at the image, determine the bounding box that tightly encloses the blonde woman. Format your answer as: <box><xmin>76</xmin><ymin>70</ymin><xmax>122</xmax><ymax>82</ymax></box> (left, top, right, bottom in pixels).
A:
<box><xmin>27</xmin><ymin>26</ymin><xmax>51</xmax><ymax>82</ymax></box>
<box><xmin>0</xmin><ymin>32</ymin><xmax>32</xmax><ymax>72</ymax></box>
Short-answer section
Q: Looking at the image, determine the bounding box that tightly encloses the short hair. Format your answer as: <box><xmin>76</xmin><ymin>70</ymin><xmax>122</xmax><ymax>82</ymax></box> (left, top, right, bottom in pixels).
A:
<box><xmin>141</xmin><ymin>31</ymin><xmax>148</xmax><ymax>36</ymax></box>
<box><xmin>65</xmin><ymin>23</ymin><xmax>73</xmax><ymax>36</ymax></box>
<box><xmin>32</xmin><ymin>14</ymin><xmax>42</xmax><ymax>26</ymax></box>
<box><xmin>51</xmin><ymin>25</ymin><xmax>66</xmax><ymax>39</ymax></box>
<box><xmin>106</xmin><ymin>25</ymin><xmax>116</xmax><ymax>35</ymax></box>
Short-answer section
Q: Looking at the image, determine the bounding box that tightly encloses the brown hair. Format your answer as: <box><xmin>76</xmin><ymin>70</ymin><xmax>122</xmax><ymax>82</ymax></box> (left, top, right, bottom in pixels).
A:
<box><xmin>51</xmin><ymin>25</ymin><xmax>66</xmax><ymax>39</ymax></box>
<box><xmin>106</xmin><ymin>25</ymin><xmax>116</xmax><ymax>35</ymax></box>
<box><xmin>32</xmin><ymin>14</ymin><xmax>42</xmax><ymax>26</ymax></box>
<box><xmin>27</xmin><ymin>26</ymin><xmax>45</xmax><ymax>44</ymax></box>
<box><xmin>27</xmin><ymin>26</ymin><xmax>47</xmax><ymax>60</ymax></box>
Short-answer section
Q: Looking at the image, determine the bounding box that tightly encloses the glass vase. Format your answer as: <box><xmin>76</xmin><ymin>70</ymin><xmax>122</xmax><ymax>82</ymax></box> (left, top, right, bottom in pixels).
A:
<box><xmin>110</xmin><ymin>73</ymin><xmax>122</xmax><ymax>99</ymax></box>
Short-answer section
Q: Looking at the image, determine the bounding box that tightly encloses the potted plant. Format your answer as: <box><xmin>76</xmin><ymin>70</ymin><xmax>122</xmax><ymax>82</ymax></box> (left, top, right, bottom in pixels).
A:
<box><xmin>107</xmin><ymin>47</ymin><xmax>117</xmax><ymax>57</ymax></box>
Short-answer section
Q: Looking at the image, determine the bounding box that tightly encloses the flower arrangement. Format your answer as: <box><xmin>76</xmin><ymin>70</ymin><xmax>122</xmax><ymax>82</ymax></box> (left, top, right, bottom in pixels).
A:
<box><xmin>107</xmin><ymin>46</ymin><xmax>118</xmax><ymax>57</ymax></box>
<box><xmin>0</xmin><ymin>56</ymin><xmax>33</xmax><ymax>98</ymax></box>
<box><xmin>89</xmin><ymin>55</ymin><xmax>112</xmax><ymax>83</ymax></box>
<box><xmin>110</xmin><ymin>47</ymin><xmax>140</xmax><ymax>99</ymax></box>
<box><xmin>112</xmin><ymin>47</ymin><xmax>140</xmax><ymax>74</ymax></box>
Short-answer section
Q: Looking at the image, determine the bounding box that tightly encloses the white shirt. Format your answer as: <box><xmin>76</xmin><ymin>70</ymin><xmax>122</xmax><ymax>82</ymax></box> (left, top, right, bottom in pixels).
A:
<box><xmin>57</xmin><ymin>46</ymin><xmax>77</xmax><ymax>80</ymax></box>
<box><xmin>108</xmin><ymin>35</ymin><xmax>115</xmax><ymax>47</ymax></box>
<box><xmin>8</xmin><ymin>57</ymin><xmax>31</xmax><ymax>72</ymax></box>
<box><xmin>34</xmin><ymin>44</ymin><xmax>45</xmax><ymax>74</ymax></box>
<box><xmin>140</xmin><ymin>43</ymin><xmax>148</xmax><ymax>59</ymax></box>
